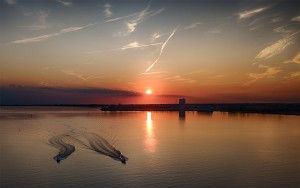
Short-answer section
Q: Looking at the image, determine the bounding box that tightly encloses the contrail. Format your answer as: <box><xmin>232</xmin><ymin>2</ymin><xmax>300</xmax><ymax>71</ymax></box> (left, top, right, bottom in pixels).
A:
<box><xmin>104</xmin><ymin>2</ymin><xmax>151</xmax><ymax>23</ymax></box>
<box><xmin>85</xmin><ymin>42</ymin><xmax>162</xmax><ymax>54</ymax></box>
<box><xmin>12</xmin><ymin>23</ymin><xmax>95</xmax><ymax>44</ymax></box>
<box><xmin>105</xmin><ymin>12</ymin><xmax>139</xmax><ymax>23</ymax></box>
<box><xmin>145</xmin><ymin>27</ymin><xmax>178</xmax><ymax>73</ymax></box>
<box><xmin>121</xmin><ymin>42</ymin><xmax>162</xmax><ymax>50</ymax></box>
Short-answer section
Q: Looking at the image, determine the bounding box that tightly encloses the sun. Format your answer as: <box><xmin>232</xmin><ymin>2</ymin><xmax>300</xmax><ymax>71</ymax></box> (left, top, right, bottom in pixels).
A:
<box><xmin>145</xmin><ymin>88</ymin><xmax>153</xmax><ymax>95</ymax></box>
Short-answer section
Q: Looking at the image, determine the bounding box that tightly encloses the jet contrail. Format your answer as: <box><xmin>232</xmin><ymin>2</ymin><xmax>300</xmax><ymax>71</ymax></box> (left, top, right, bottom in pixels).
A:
<box><xmin>84</xmin><ymin>42</ymin><xmax>162</xmax><ymax>54</ymax></box>
<box><xmin>145</xmin><ymin>27</ymin><xmax>178</xmax><ymax>73</ymax></box>
<box><xmin>104</xmin><ymin>12</ymin><xmax>139</xmax><ymax>23</ymax></box>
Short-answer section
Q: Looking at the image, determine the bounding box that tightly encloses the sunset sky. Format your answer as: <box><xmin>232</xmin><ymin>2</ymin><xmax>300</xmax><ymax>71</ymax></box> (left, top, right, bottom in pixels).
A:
<box><xmin>1</xmin><ymin>0</ymin><xmax>300</xmax><ymax>104</ymax></box>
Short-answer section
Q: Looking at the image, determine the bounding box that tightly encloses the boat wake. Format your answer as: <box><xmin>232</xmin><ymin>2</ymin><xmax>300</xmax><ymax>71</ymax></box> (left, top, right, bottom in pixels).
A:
<box><xmin>48</xmin><ymin>134</ymin><xmax>76</xmax><ymax>163</ymax></box>
<box><xmin>48</xmin><ymin>131</ymin><xmax>128</xmax><ymax>164</ymax></box>
<box><xmin>83</xmin><ymin>132</ymin><xmax>128</xmax><ymax>164</ymax></box>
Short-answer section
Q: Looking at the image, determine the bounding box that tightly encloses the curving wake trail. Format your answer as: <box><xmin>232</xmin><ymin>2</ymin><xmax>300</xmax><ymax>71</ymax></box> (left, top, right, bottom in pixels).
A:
<box><xmin>48</xmin><ymin>134</ymin><xmax>76</xmax><ymax>163</ymax></box>
<box><xmin>82</xmin><ymin>132</ymin><xmax>128</xmax><ymax>164</ymax></box>
<box><xmin>48</xmin><ymin>131</ymin><xmax>128</xmax><ymax>164</ymax></box>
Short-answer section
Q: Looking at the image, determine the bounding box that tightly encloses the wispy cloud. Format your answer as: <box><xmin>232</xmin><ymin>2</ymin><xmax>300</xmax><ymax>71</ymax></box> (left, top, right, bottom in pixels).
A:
<box><xmin>124</xmin><ymin>6</ymin><xmax>164</xmax><ymax>35</ymax></box>
<box><xmin>103</xmin><ymin>3</ymin><xmax>112</xmax><ymax>18</ymax></box>
<box><xmin>121</xmin><ymin>41</ymin><xmax>162</xmax><ymax>50</ymax></box>
<box><xmin>18</xmin><ymin>10</ymin><xmax>49</xmax><ymax>30</ymax></box>
<box><xmin>238</xmin><ymin>7</ymin><xmax>268</xmax><ymax>20</ymax></box>
<box><xmin>145</xmin><ymin>28</ymin><xmax>178</xmax><ymax>73</ymax></box>
<box><xmin>5</xmin><ymin>0</ymin><xmax>16</xmax><ymax>5</ymax></box>
<box><xmin>57</xmin><ymin>0</ymin><xmax>72</xmax><ymax>7</ymax></box>
<box><xmin>286</xmin><ymin>71</ymin><xmax>300</xmax><ymax>79</ymax></box>
<box><xmin>150</xmin><ymin>32</ymin><xmax>171</xmax><ymax>42</ymax></box>
<box><xmin>0</xmin><ymin>86</ymin><xmax>141</xmax><ymax>105</ymax></box>
<box><xmin>105</xmin><ymin>12</ymin><xmax>137</xmax><ymax>23</ymax></box>
<box><xmin>255</xmin><ymin>33</ymin><xmax>298</xmax><ymax>60</ymax></box>
<box><xmin>208</xmin><ymin>29</ymin><xmax>221</xmax><ymax>34</ymax></box>
<box><xmin>245</xmin><ymin>65</ymin><xmax>281</xmax><ymax>85</ymax></box>
<box><xmin>183</xmin><ymin>70</ymin><xmax>206</xmax><ymax>76</ymax></box>
<box><xmin>151</xmin><ymin>32</ymin><xmax>161</xmax><ymax>41</ymax></box>
<box><xmin>85</xmin><ymin>41</ymin><xmax>162</xmax><ymax>54</ymax></box>
<box><xmin>12</xmin><ymin>24</ymin><xmax>94</xmax><ymax>44</ymax></box>
<box><xmin>164</xmin><ymin>75</ymin><xmax>196</xmax><ymax>83</ymax></box>
<box><xmin>61</xmin><ymin>70</ymin><xmax>102</xmax><ymax>81</ymax></box>
<box><xmin>283</xmin><ymin>52</ymin><xmax>300</xmax><ymax>64</ymax></box>
<box><xmin>271</xmin><ymin>17</ymin><xmax>282</xmax><ymax>23</ymax></box>
<box><xmin>291</xmin><ymin>53</ymin><xmax>300</xmax><ymax>64</ymax></box>
<box><xmin>273</xmin><ymin>25</ymin><xmax>293</xmax><ymax>34</ymax></box>
<box><xmin>140</xmin><ymin>71</ymin><xmax>168</xmax><ymax>75</ymax></box>
<box><xmin>184</xmin><ymin>22</ymin><xmax>203</xmax><ymax>30</ymax></box>
<box><xmin>104</xmin><ymin>5</ymin><xmax>164</xmax><ymax>34</ymax></box>
<box><xmin>291</xmin><ymin>15</ymin><xmax>300</xmax><ymax>22</ymax></box>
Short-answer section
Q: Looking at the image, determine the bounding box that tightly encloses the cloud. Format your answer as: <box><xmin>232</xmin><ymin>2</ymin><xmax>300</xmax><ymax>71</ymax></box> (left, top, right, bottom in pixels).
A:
<box><xmin>273</xmin><ymin>25</ymin><xmax>293</xmax><ymax>34</ymax></box>
<box><xmin>164</xmin><ymin>75</ymin><xmax>196</xmax><ymax>83</ymax></box>
<box><xmin>140</xmin><ymin>71</ymin><xmax>168</xmax><ymax>75</ymax></box>
<box><xmin>245</xmin><ymin>65</ymin><xmax>281</xmax><ymax>85</ymax></box>
<box><xmin>5</xmin><ymin>0</ymin><xmax>16</xmax><ymax>5</ymax></box>
<box><xmin>283</xmin><ymin>52</ymin><xmax>300</xmax><ymax>64</ymax></box>
<box><xmin>0</xmin><ymin>86</ymin><xmax>141</xmax><ymax>105</ymax></box>
<box><xmin>103</xmin><ymin>5</ymin><xmax>164</xmax><ymax>36</ymax></box>
<box><xmin>126</xmin><ymin>22</ymin><xmax>137</xmax><ymax>33</ymax></box>
<box><xmin>271</xmin><ymin>17</ymin><xmax>282</xmax><ymax>23</ymax></box>
<box><xmin>124</xmin><ymin>7</ymin><xmax>164</xmax><ymax>35</ymax></box>
<box><xmin>85</xmin><ymin>41</ymin><xmax>162</xmax><ymax>54</ymax></box>
<box><xmin>105</xmin><ymin>12</ymin><xmax>137</xmax><ymax>23</ymax></box>
<box><xmin>61</xmin><ymin>70</ymin><xmax>102</xmax><ymax>81</ymax></box>
<box><xmin>57</xmin><ymin>0</ymin><xmax>72</xmax><ymax>6</ymax></box>
<box><xmin>151</xmin><ymin>32</ymin><xmax>161</xmax><ymax>41</ymax></box>
<box><xmin>291</xmin><ymin>53</ymin><xmax>300</xmax><ymax>64</ymax></box>
<box><xmin>60</xmin><ymin>26</ymin><xmax>88</xmax><ymax>33</ymax></box>
<box><xmin>121</xmin><ymin>41</ymin><xmax>162</xmax><ymax>50</ymax></box>
<box><xmin>150</xmin><ymin>32</ymin><xmax>171</xmax><ymax>42</ymax></box>
<box><xmin>255</xmin><ymin>33</ymin><xmax>297</xmax><ymax>60</ymax></box>
<box><xmin>12</xmin><ymin>24</ymin><xmax>94</xmax><ymax>44</ymax></box>
<box><xmin>208</xmin><ymin>29</ymin><xmax>221</xmax><ymax>34</ymax></box>
<box><xmin>184</xmin><ymin>22</ymin><xmax>203</xmax><ymax>30</ymax></box>
<box><xmin>238</xmin><ymin>7</ymin><xmax>268</xmax><ymax>20</ymax></box>
<box><xmin>291</xmin><ymin>15</ymin><xmax>300</xmax><ymax>22</ymax></box>
<box><xmin>145</xmin><ymin>28</ymin><xmax>178</xmax><ymax>72</ymax></box>
<box><xmin>104</xmin><ymin>5</ymin><xmax>164</xmax><ymax>30</ymax></box>
<box><xmin>286</xmin><ymin>71</ymin><xmax>300</xmax><ymax>79</ymax></box>
<box><xmin>183</xmin><ymin>70</ymin><xmax>206</xmax><ymax>76</ymax></box>
<box><xmin>18</xmin><ymin>10</ymin><xmax>50</xmax><ymax>30</ymax></box>
<box><xmin>104</xmin><ymin>3</ymin><xmax>112</xmax><ymax>18</ymax></box>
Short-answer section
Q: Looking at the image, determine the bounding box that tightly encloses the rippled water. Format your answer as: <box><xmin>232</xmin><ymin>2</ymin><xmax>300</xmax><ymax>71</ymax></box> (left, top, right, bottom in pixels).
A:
<box><xmin>1</xmin><ymin>107</ymin><xmax>300</xmax><ymax>188</ymax></box>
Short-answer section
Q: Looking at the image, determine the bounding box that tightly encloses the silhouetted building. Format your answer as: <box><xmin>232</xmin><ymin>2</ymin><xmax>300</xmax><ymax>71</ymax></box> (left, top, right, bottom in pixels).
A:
<box><xmin>179</xmin><ymin>98</ymin><xmax>186</xmax><ymax>119</ymax></box>
<box><xmin>179</xmin><ymin>98</ymin><xmax>186</xmax><ymax>111</ymax></box>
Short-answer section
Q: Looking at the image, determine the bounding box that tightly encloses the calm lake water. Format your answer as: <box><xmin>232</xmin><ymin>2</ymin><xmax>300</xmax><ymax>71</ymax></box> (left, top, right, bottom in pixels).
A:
<box><xmin>1</xmin><ymin>107</ymin><xmax>300</xmax><ymax>188</ymax></box>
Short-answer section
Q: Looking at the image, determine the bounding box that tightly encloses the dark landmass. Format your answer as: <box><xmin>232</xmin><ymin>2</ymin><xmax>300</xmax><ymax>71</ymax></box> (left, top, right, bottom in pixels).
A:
<box><xmin>1</xmin><ymin>103</ymin><xmax>300</xmax><ymax>115</ymax></box>
<box><xmin>100</xmin><ymin>103</ymin><xmax>300</xmax><ymax>115</ymax></box>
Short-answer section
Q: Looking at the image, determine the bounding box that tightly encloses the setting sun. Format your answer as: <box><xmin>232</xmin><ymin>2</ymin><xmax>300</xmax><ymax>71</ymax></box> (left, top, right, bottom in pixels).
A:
<box><xmin>145</xmin><ymin>89</ymin><xmax>153</xmax><ymax>95</ymax></box>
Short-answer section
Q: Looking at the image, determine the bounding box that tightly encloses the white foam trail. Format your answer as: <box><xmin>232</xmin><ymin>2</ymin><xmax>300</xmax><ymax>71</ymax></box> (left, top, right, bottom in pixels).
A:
<box><xmin>48</xmin><ymin>134</ymin><xmax>76</xmax><ymax>163</ymax></box>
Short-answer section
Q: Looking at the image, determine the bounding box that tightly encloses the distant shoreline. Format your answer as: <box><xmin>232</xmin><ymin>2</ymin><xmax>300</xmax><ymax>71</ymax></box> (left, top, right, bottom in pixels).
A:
<box><xmin>1</xmin><ymin>103</ymin><xmax>300</xmax><ymax>115</ymax></box>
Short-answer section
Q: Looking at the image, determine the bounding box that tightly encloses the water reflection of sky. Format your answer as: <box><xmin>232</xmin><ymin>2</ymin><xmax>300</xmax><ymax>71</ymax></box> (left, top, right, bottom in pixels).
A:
<box><xmin>1</xmin><ymin>108</ymin><xmax>300</xmax><ymax>188</ymax></box>
<box><xmin>145</xmin><ymin>112</ymin><xmax>156</xmax><ymax>153</ymax></box>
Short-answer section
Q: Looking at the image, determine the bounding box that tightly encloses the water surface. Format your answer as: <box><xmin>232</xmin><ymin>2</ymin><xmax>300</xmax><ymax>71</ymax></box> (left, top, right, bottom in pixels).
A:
<box><xmin>1</xmin><ymin>107</ymin><xmax>300</xmax><ymax>187</ymax></box>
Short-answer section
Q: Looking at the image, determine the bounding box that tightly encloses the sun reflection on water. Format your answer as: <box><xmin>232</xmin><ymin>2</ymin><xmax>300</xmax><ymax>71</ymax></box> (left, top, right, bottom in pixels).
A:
<box><xmin>145</xmin><ymin>112</ymin><xmax>156</xmax><ymax>153</ymax></box>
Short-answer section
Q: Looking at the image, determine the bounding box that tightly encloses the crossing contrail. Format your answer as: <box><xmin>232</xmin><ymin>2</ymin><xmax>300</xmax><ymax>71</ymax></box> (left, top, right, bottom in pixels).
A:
<box><xmin>145</xmin><ymin>27</ymin><xmax>178</xmax><ymax>73</ymax></box>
